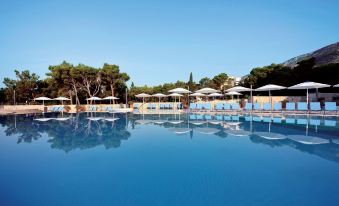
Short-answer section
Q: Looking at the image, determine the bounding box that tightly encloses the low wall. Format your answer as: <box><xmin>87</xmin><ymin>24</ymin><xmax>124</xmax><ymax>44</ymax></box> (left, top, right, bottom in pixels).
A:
<box><xmin>3</xmin><ymin>105</ymin><xmax>44</xmax><ymax>111</ymax></box>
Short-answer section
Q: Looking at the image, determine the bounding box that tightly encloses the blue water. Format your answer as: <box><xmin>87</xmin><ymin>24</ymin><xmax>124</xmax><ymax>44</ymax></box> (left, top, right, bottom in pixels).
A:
<box><xmin>0</xmin><ymin>112</ymin><xmax>339</xmax><ymax>206</ymax></box>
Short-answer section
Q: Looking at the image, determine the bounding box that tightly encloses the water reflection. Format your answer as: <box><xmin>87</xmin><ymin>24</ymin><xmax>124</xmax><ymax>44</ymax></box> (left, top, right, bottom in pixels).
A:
<box><xmin>0</xmin><ymin>113</ymin><xmax>339</xmax><ymax>163</ymax></box>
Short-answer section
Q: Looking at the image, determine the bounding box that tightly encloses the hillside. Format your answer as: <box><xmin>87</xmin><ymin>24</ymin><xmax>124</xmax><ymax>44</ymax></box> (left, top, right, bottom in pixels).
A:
<box><xmin>283</xmin><ymin>42</ymin><xmax>339</xmax><ymax>67</ymax></box>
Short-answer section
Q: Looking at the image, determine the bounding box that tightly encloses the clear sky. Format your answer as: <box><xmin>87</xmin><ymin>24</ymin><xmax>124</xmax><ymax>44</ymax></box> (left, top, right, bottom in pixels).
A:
<box><xmin>0</xmin><ymin>0</ymin><xmax>338</xmax><ymax>87</ymax></box>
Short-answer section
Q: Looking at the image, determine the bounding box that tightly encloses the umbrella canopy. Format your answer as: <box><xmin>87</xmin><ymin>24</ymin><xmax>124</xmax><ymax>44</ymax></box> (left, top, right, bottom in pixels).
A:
<box><xmin>34</xmin><ymin>97</ymin><xmax>53</xmax><ymax>106</ymax></box>
<box><xmin>190</xmin><ymin>92</ymin><xmax>206</xmax><ymax>97</ymax></box>
<box><xmin>168</xmin><ymin>88</ymin><xmax>191</xmax><ymax>93</ymax></box>
<box><xmin>54</xmin><ymin>97</ymin><xmax>71</xmax><ymax>101</ymax></box>
<box><xmin>225</xmin><ymin>91</ymin><xmax>242</xmax><ymax>96</ymax></box>
<box><xmin>255</xmin><ymin>84</ymin><xmax>286</xmax><ymax>109</ymax></box>
<box><xmin>255</xmin><ymin>84</ymin><xmax>286</xmax><ymax>91</ymax></box>
<box><xmin>152</xmin><ymin>93</ymin><xmax>167</xmax><ymax>104</ymax></box>
<box><xmin>152</xmin><ymin>93</ymin><xmax>167</xmax><ymax>97</ymax></box>
<box><xmin>288</xmin><ymin>81</ymin><xmax>330</xmax><ymax>90</ymax></box>
<box><xmin>136</xmin><ymin>93</ymin><xmax>151</xmax><ymax>105</ymax></box>
<box><xmin>168</xmin><ymin>93</ymin><xmax>183</xmax><ymax>103</ymax></box>
<box><xmin>103</xmin><ymin>96</ymin><xmax>119</xmax><ymax>100</ymax></box>
<box><xmin>195</xmin><ymin>87</ymin><xmax>220</xmax><ymax>94</ymax></box>
<box><xmin>86</xmin><ymin>96</ymin><xmax>102</xmax><ymax>101</ymax></box>
<box><xmin>135</xmin><ymin>93</ymin><xmax>151</xmax><ymax>98</ymax></box>
<box><xmin>34</xmin><ymin>97</ymin><xmax>52</xmax><ymax>101</ymax></box>
<box><xmin>226</xmin><ymin>86</ymin><xmax>252</xmax><ymax>92</ymax></box>
<box><xmin>168</xmin><ymin>93</ymin><xmax>183</xmax><ymax>97</ymax></box>
<box><xmin>208</xmin><ymin>93</ymin><xmax>223</xmax><ymax>97</ymax></box>
<box><xmin>288</xmin><ymin>81</ymin><xmax>330</xmax><ymax>103</ymax></box>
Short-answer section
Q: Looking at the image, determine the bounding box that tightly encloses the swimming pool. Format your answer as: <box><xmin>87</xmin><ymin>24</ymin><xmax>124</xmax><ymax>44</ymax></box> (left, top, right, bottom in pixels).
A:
<box><xmin>0</xmin><ymin>112</ymin><xmax>339</xmax><ymax>206</ymax></box>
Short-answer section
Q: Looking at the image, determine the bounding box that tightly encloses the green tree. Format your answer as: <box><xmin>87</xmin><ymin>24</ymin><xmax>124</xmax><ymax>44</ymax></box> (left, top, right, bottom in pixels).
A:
<box><xmin>212</xmin><ymin>73</ymin><xmax>228</xmax><ymax>89</ymax></box>
<box><xmin>3</xmin><ymin>70</ymin><xmax>40</xmax><ymax>103</ymax></box>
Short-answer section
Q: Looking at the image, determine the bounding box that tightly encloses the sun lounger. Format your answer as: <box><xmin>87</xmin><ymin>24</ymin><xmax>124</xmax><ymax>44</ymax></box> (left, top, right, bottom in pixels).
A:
<box><xmin>263</xmin><ymin>116</ymin><xmax>271</xmax><ymax>122</ymax></box>
<box><xmin>253</xmin><ymin>116</ymin><xmax>261</xmax><ymax>122</ymax></box>
<box><xmin>203</xmin><ymin>103</ymin><xmax>212</xmax><ymax>111</ymax></box>
<box><xmin>177</xmin><ymin>103</ymin><xmax>182</xmax><ymax>109</ymax></box>
<box><xmin>147</xmin><ymin>103</ymin><xmax>153</xmax><ymax>110</ymax></box>
<box><xmin>244</xmin><ymin>103</ymin><xmax>253</xmax><ymax>111</ymax></box>
<box><xmin>310</xmin><ymin>102</ymin><xmax>321</xmax><ymax>113</ymax></box>
<box><xmin>169</xmin><ymin>103</ymin><xmax>173</xmax><ymax>109</ymax></box>
<box><xmin>215</xmin><ymin>115</ymin><xmax>223</xmax><ymax>121</ymax></box>
<box><xmin>244</xmin><ymin>116</ymin><xmax>252</xmax><ymax>121</ymax></box>
<box><xmin>223</xmin><ymin>103</ymin><xmax>231</xmax><ymax>111</ymax></box>
<box><xmin>297</xmin><ymin>102</ymin><xmax>308</xmax><ymax>112</ymax></box>
<box><xmin>324</xmin><ymin>102</ymin><xmax>337</xmax><ymax>114</ymax></box>
<box><xmin>273</xmin><ymin>103</ymin><xmax>282</xmax><ymax>111</ymax></box>
<box><xmin>253</xmin><ymin>103</ymin><xmax>261</xmax><ymax>111</ymax></box>
<box><xmin>231</xmin><ymin>115</ymin><xmax>240</xmax><ymax>121</ymax></box>
<box><xmin>231</xmin><ymin>103</ymin><xmax>240</xmax><ymax>111</ymax></box>
<box><xmin>285</xmin><ymin>102</ymin><xmax>296</xmax><ymax>112</ymax></box>
<box><xmin>297</xmin><ymin>118</ymin><xmax>308</xmax><ymax>125</ymax></box>
<box><xmin>189</xmin><ymin>103</ymin><xmax>197</xmax><ymax>110</ymax></box>
<box><xmin>263</xmin><ymin>103</ymin><xmax>271</xmax><ymax>111</ymax></box>
<box><xmin>215</xmin><ymin>103</ymin><xmax>223</xmax><ymax>111</ymax></box>
<box><xmin>196</xmin><ymin>103</ymin><xmax>203</xmax><ymax>111</ymax></box>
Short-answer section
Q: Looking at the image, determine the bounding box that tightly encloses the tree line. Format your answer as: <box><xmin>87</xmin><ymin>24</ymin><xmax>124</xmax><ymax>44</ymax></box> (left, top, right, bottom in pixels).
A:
<box><xmin>1</xmin><ymin>61</ymin><xmax>130</xmax><ymax>105</ymax></box>
<box><xmin>1</xmin><ymin>57</ymin><xmax>338</xmax><ymax>105</ymax></box>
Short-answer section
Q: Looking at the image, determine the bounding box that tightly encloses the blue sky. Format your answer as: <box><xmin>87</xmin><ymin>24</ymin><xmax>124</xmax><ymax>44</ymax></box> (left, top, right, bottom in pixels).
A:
<box><xmin>0</xmin><ymin>0</ymin><xmax>338</xmax><ymax>87</ymax></box>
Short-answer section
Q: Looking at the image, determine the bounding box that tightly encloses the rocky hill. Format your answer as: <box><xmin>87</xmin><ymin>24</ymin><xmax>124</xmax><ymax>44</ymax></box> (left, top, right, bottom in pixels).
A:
<box><xmin>283</xmin><ymin>42</ymin><xmax>339</xmax><ymax>67</ymax></box>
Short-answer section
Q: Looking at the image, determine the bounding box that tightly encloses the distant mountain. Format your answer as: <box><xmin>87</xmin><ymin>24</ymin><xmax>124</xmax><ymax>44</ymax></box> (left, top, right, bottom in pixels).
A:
<box><xmin>282</xmin><ymin>42</ymin><xmax>339</xmax><ymax>67</ymax></box>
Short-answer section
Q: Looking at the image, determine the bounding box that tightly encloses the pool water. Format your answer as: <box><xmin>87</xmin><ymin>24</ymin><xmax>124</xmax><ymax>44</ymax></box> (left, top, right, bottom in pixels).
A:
<box><xmin>0</xmin><ymin>113</ymin><xmax>339</xmax><ymax>206</ymax></box>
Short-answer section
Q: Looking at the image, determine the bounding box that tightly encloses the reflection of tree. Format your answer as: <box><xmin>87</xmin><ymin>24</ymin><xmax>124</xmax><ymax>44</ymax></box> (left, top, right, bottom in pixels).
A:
<box><xmin>0</xmin><ymin>113</ymin><xmax>131</xmax><ymax>152</ymax></box>
<box><xmin>0</xmin><ymin>115</ymin><xmax>42</xmax><ymax>143</ymax></box>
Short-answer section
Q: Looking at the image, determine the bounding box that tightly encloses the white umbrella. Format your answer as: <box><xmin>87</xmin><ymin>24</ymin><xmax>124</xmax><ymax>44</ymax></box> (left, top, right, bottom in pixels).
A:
<box><xmin>152</xmin><ymin>93</ymin><xmax>167</xmax><ymax>104</ymax></box>
<box><xmin>208</xmin><ymin>93</ymin><xmax>223</xmax><ymax>97</ymax></box>
<box><xmin>225</xmin><ymin>91</ymin><xmax>242</xmax><ymax>100</ymax></box>
<box><xmin>34</xmin><ymin>97</ymin><xmax>52</xmax><ymax>106</ymax></box>
<box><xmin>136</xmin><ymin>93</ymin><xmax>151</xmax><ymax>105</ymax></box>
<box><xmin>226</xmin><ymin>86</ymin><xmax>252</xmax><ymax>102</ymax></box>
<box><xmin>190</xmin><ymin>92</ymin><xmax>206</xmax><ymax>97</ymax></box>
<box><xmin>288</xmin><ymin>81</ymin><xmax>330</xmax><ymax>104</ymax></box>
<box><xmin>255</xmin><ymin>84</ymin><xmax>286</xmax><ymax>108</ymax></box>
<box><xmin>103</xmin><ymin>96</ymin><xmax>119</xmax><ymax>100</ymax></box>
<box><xmin>334</xmin><ymin>84</ymin><xmax>339</xmax><ymax>87</ymax></box>
<box><xmin>195</xmin><ymin>87</ymin><xmax>220</xmax><ymax>94</ymax></box>
<box><xmin>86</xmin><ymin>96</ymin><xmax>102</xmax><ymax>101</ymax></box>
<box><xmin>54</xmin><ymin>96</ymin><xmax>71</xmax><ymax>105</ymax></box>
<box><xmin>226</xmin><ymin>86</ymin><xmax>252</xmax><ymax>92</ymax></box>
<box><xmin>168</xmin><ymin>88</ymin><xmax>191</xmax><ymax>94</ymax></box>
<box><xmin>103</xmin><ymin>96</ymin><xmax>119</xmax><ymax>104</ymax></box>
<box><xmin>168</xmin><ymin>93</ymin><xmax>183</xmax><ymax>102</ymax></box>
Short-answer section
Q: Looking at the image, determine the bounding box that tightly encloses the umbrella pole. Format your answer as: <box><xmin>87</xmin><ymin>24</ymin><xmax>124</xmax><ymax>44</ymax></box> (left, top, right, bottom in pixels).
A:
<box><xmin>269</xmin><ymin>90</ymin><xmax>271</xmax><ymax>111</ymax></box>
<box><xmin>306</xmin><ymin>88</ymin><xmax>309</xmax><ymax>105</ymax></box>
<box><xmin>250</xmin><ymin>85</ymin><xmax>253</xmax><ymax>103</ymax></box>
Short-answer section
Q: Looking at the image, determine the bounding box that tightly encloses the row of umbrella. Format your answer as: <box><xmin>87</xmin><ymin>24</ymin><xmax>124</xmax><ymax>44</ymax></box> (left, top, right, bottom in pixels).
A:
<box><xmin>34</xmin><ymin>96</ymin><xmax>119</xmax><ymax>105</ymax></box>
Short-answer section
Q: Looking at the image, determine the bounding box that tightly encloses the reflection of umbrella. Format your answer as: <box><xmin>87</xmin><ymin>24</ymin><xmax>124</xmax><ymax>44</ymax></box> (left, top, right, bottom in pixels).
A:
<box><xmin>54</xmin><ymin>96</ymin><xmax>71</xmax><ymax>105</ymax></box>
<box><xmin>334</xmin><ymin>84</ymin><xmax>339</xmax><ymax>87</ymax></box>
<box><xmin>86</xmin><ymin>117</ymin><xmax>102</xmax><ymax>121</ymax></box>
<box><xmin>288</xmin><ymin>135</ymin><xmax>329</xmax><ymax>145</ymax></box>
<box><xmin>288</xmin><ymin>81</ymin><xmax>330</xmax><ymax>104</ymax></box>
<box><xmin>169</xmin><ymin>128</ymin><xmax>192</xmax><ymax>135</ymax></box>
<box><xmin>103</xmin><ymin>117</ymin><xmax>119</xmax><ymax>122</ymax></box>
<box><xmin>224</xmin><ymin>129</ymin><xmax>251</xmax><ymax>137</ymax></box>
<box><xmin>34</xmin><ymin>118</ymin><xmax>53</xmax><ymax>122</ymax></box>
<box><xmin>195</xmin><ymin>127</ymin><xmax>220</xmax><ymax>135</ymax></box>
<box><xmin>195</xmin><ymin>87</ymin><xmax>220</xmax><ymax>94</ymax></box>
<box><xmin>53</xmin><ymin>117</ymin><xmax>71</xmax><ymax>121</ymax></box>
<box><xmin>34</xmin><ymin>97</ymin><xmax>53</xmax><ymax>106</ymax></box>
<box><xmin>253</xmin><ymin>132</ymin><xmax>286</xmax><ymax>140</ymax></box>
<box><xmin>255</xmin><ymin>84</ymin><xmax>286</xmax><ymax>107</ymax></box>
